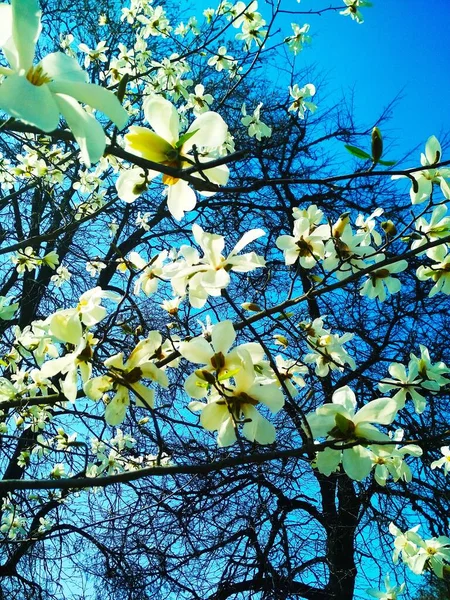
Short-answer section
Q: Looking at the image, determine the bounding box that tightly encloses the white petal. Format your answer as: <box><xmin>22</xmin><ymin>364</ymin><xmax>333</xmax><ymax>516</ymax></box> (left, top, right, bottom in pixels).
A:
<box><xmin>132</xmin><ymin>382</ymin><xmax>154</xmax><ymax>409</ymax></box>
<box><xmin>217</xmin><ymin>415</ymin><xmax>237</xmax><ymax>447</ymax></box>
<box><xmin>201</xmin><ymin>402</ymin><xmax>228</xmax><ymax>431</ymax></box>
<box><xmin>41</xmin><ymin>52</ymin><xmax>88</xmax><ymax>83</ymax></box>
<box><xmin>49</xmin><ymin>80</ymin><xmax>128</xmax><ymax>129</ymax></box>
<box><xmin>0</xmin><ymin>74</ymin><xmax>59</xmax><ymax>131</ymax></box>
<box><xmin>230</xmin><ymin>228</ymin><xmax>265</xmax><ymax>257</ymax></box>
<box><xmin>246</xmin><ymin>382</ymin><xmax>284</xmax><ymax>413</ymax></box>
<box><xmin>332</xmin><ymin>386</ymin><xmax>357</xmax><ymax>414</ymax></box>
<box><xmin>354</xmin><ymin>398</ymin><xmax>398</xmax><ymax>425</ymax></box>
<box><xmin>12</xmin><ymin>0</ymin><xmax>41</xmax><ymax>71</ymax></box>
<box><xmin>242</xmin><ymin>405</ymin><xmax>276</xmax><ymax>444</ymax></box>
<box><xmin>425</xmin><ymin>135</ymin><xmax>441</xmax><ymax>165</ymax></box>
<box><xmin>167</xmin><ymin>180</ymin><xmax>196</xmax><ymax>221</ymax></box>
<box><xmin>183</xmin><ymin>111</ymin><xmax>228</xmax><ymax>152</ymax></box>
<box><xmin>342</xmin><ymin>446</ymin><xmax>373</xmax><ymax>480</ymax></box>
<box><xmin>179</xmin><ymin>337</ymin><xmax>213</xmax><ymax>364</ymax></box>
<box><xmin>211</xmin><ymin>321</ymin><xmax>236</xmax><ymax>355</ymax></box>
<box><xmin>0</xmin><ymin>4</ymin><xmax>12</xmax><ymax>47</ymax></box>
<box><xmin>143</xmin><ymin>95</ymin><xmax>179</xmax><ymax>145</ymax></box>
<box><xmin>54</xmin><ymin>93</ymin><xmax>105</xmax><ymax>166</ymax></box>
<box><xmin>49</xmin><ymin>309</ymin><xmax>82</xmax><ymax>344</ymax></box>
<box><xmin>315</xmin><ymin>447</ymin><xmax>341</xmax><ymax>475</ymax></box>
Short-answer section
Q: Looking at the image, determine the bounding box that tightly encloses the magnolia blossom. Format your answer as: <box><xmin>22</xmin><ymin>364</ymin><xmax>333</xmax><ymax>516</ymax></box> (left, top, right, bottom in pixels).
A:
<box><xmin>179</xmin><ymin>320</ymin><xmax>263</xmax><ymax>399</ymax></box>
<box><xmin>241</xmin><ymin>103</ymin><xmax>272</xmax><ymax>140</ymax></box>
<box><xmin>366</xmin><ymin>574</ymin><xmax>405</xmax><ymax>600</ymax></box>
<box><xmin>323</xmin><ymin>226</ymin><xmax>373</xmax><ymax>280</ymax></box>
<box><xmin>189</xmin><ymin>348</ymin><xmax>284</xmax><ymax>446</ymax></box>
<box><xmin>390</xmin><ymin>525</ymin><xmax>450</xmax><ymax>579</ymax></box>
<box><xmin>416</xmin><ymin>244</ymin><xmax>450</xmax><ymax>296</ymax></box>
<box><xmin>84</xmin><ymin>333</ymin><xmax>169</xmax><ymax>426</ymax></box>
<box><xmin>340</xmin><ymin>0</ymin><xmax>372</xmax><ymax>24</ymax></box>
<box><xmin>355</xmin><ymin>207</ymin><xmax>384</xmax><ymax>246</ymax></box>
<box><xmin>359</xmin><ymin>255</ymin><xmax>408</xmax><ymax>302</ymax></box>
<box><xmin>126</xmin><ymin>250</ymin><xmax>168</xmax><ymax>296</ymax></box>
<box><xmin>368</xmin><ymin>439</ymin><xmax>422</xmax><ymax>486</ymax></box>
<box><xmin>303</xmin><ymin>330</ymin><xmax>356</xmax><ymax>377</ymax></box>
<box><xmin>392</xmin><ymin>136</ymin><xmax>450</xmax><ymax>204</ymax></box>
<box><xmin>276</xmin><ymin>217</ymin><xmax>329</xmax><ymax>268</ymax></box>
<box><xmin>306</xmin><ymin>386</ymin><xmax>398</xmax><ymax>480</ymax></box>
<box><xmin>0</xmin><ymin>0</ymin><xmax>128</xmax><ymax>165</ymax></box>
<box><xmin>378</xmin><ymin>360</ymin><xmax>440</xmax><ymax>414</ymax></box>
<box><xmin>288</xmin><ymin>83</ymin><xmax>317</xmax><ymax>118</ymax></box>
<box><xmin>411</xmin><ymin>204</ymin><xmax>450</xmax><ymax>254</ymax></box>
<box><xmin>40</xmin><ymin>333</ymin><xmax>97</xmax><ymax>402</ymax></box>
<box><xmin>431</xmin><ymin>446</ymin><xmax>450</xmax><ymax>475</ymax></box>
<box><xmin>284</xmin><ymin>23</ymin><xmax>311</xmax><ymax>55</ymax></box>
<box><xmin>120</xmin><ymin>95</ymin><xmax>229</xmax><ymax>220</ymax></box>
<box><xmin>48</xmin><ymin>287</ymin><xmax>120</xmax><ymax>345</ymax></box>
<box><xmin>165</xmin><ymin>225</ymin><xmax>266</xmax><ymax>308</ymax></box>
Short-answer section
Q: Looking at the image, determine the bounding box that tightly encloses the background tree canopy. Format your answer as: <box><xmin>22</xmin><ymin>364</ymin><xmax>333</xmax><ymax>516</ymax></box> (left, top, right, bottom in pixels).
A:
<box><xmin>0</xmin><ymin>1</ymin><xmax>449</xmax><ymax>599</ymax></box>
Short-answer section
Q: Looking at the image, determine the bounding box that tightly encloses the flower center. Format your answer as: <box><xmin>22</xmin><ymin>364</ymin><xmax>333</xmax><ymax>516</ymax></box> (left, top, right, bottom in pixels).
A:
<box><xmin>26</xmin><ymin>65</ymin><xmax>52</xmax><ymax>86</ymax></box>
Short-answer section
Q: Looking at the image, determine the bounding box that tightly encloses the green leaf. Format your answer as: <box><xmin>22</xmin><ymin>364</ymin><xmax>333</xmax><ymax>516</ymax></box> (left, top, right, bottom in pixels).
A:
<box><xmin>377</xmin><ymin>159</ymin><xmax>397</xmax><ymax>166</ymax></box>
<box><xmin>276</xmin><ymin>312</ymin><xmax>294</xmax><ymax>320</ymax></box>
<box><xmin>344</xmin><ymin>144</ymin><xmax>371</xmax><ymax>160</ymax></box>
<box><xmin>176</xmin><ymin>129</ymin><xmax>199</xmax><ymax>148</ymax></box>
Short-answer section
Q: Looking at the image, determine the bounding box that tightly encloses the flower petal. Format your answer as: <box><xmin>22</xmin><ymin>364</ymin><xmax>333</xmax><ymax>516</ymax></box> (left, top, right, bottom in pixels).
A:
<box><xmin>12</xmin><ymin>0</ymin><xmax>41</xmax><ymax>71</ymax></box>
<box><xmin>41</xmin><ymin>52</ymin><xmax>88</xmax><ymax>83</ymax></box>
<box><xmin>0</xmin><ymin>4</ymin><xmax>12</xmax><ymax>47</ymax></box>
<box><xmin>342</xmin><ymin>446</ymin><xmax>372</xmax><ymax>480</ymax></box>
<box><xmin>354</xmin><ymin>398</ymin><xmax>398</xmax><ymax>425</ymax></box>
<box><xmin>54</xmin><ymin>93</ymin><xmax>105</xmax><ymax>166</ymax></box>
<box><xmin>183</xmin><ymin>111</ymin><xmax>228</xmax><ymax>152</ymax></box>
<box><xmin>125</xmin><ymin>126</ymin><xmax>172</xmax><ymax>163</ymax></box>
<box><xmin>144</xmin><ymin>95</ymin><xmax>179</xmax><ymax>145</ymax></box>
<box><xmin>0</xmin><ymin>74</ymin><xmax>59</xmax><ymax>131</ymax></box>
<box><xmin>49</xmin><ymin>80</ymin><xmax>128</xmax><ymax>129</ymax></box>
<box><xmin>211</xmin><ymin>320</ymin><xmax>236</xmax><ymax>355</ymax></box>
<box><xmin>167</xmin><ymin>179</ymin><xmax>196</xmax><ymax>221</ymax></box>
<box><xmin>230</xmin><ymin>228</ymin><xmax>265</xmax><ymax>257</ymax></box>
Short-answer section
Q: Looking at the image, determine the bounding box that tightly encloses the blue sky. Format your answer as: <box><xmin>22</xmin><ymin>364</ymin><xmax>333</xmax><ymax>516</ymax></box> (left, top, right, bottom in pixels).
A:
<box><xmin>279</xmin><ymin>0</ymin><xmax>449</xmax><ymax>157</ymax></box>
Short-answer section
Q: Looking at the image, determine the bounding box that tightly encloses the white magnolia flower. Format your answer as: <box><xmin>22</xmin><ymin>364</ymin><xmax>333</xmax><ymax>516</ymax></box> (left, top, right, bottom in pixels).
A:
<box><xmin>84</xmin><ymin>333</ymin><xmax>169</xmax><ymax>426</ymax></box>
<box><xmin>276</xmin><ymin>217</ymin><xmax>330</xmax><ymax>268</ymax></box>
<box><xmin>306</xmin><ymin>386</ymin><xmax>398</xmax><ymax>480</ymax></box>
<box><xmin>40</xmin><ymin>333</ymin><xmax>97</xmax><ymax>402</ymax></box>
<box><xmin>284</xmin><ymin>23</ymin><xmax>311</xmax><ymax>55</ymax></box>
<box><xmin>378</xmin><ymin>360</ymin><xmax>440</xmax><ymax>414</ymax></box>
<box><xmin>121</xmin><ymin>95</ymin><xmax>229</xmax><ymax>220</ymax></box>
<box><xmin>392</xmin><ymin>136</ymin><xmax>450</xmax><ymax>204</ymax></box>
<box><xmin>207</xmin><ymin>46</ymin><xmax>234</xmax><ymax>72</ymax></box>
<box><xmin>180</xmin><ymin>320</ymin><xmax>264</xmax><ymax>398</ymax></box>
<box><xmin>166</xmin><ymin>225</ymin><xmax>265</xmax><ymax>308</ymax></box>
<box><xmin>366</xmin><ymin>574</ymin><xmax>405</xmax><ymax>600</ymax></box>
<box><xmin>368</xmin><ymin>440</ymin><xmax>422</xmax><ymax>486</ymax></box>
<box><xmin>416</xmin><ymin>244</ymin><xmax>450</xmax><ymax>296</ymax></box>
<box><xmin>411</xmin><ymin>204</ymin><xmax>450</xmax><ymax>255</ymax></box>
<box><xmin>49</xmin><ymin>287</ymin><xmax>120</xmax><ymax>345</ymax></box>
<box><xmin>126</xmin><ymin>250</ymin><xmax>168</xmax><ymax>296</ymax></box>
<box><xmin>355</xmin><ymin>207</ymin><xmax>384</xmax><ymax>246</ymax></box>
<box><xmin>0</xmin><ymin>0</ymin><xmax>128</xmax><ymax>165</ymax></box>
<box><xmin>359</xmin><ymin>255</ymin><xmax>408</xmax><ymax>302</ymax></box>
<box><xmin>340</xmin><ymin>0</ymin><xmax>372</xmax><ymax>24</ymax></box>
<box><xmin>406</xmin><ymin>531</ymin><xmax>450</xmax><ymax>578</ymax></box>
<box><xmin>288</xmin><ymin>83</ymin><xmax>317</xmax><ymax>118</ymax></box>
<box><xmin>241</xmin><ymin>102</ymin><xmax>272</xmax><ymax>140</ymax></box>
<box><xmin>431</xmin><ymin>446</ymin><xmax>450</xmax><ymax>475</ymax></box>
<box><xmin>189</xmin><ymin>348</ymin><xmax>284</xmax><ymax>447</ymax></box>
<box><xmin>303</xmin><ymin>330</ymin><xmax>356</xmax><ymax>377</ymax></box>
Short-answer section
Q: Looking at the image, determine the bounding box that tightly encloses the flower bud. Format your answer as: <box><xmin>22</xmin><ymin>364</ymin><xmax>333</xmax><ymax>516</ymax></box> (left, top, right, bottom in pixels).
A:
<box><xmin>371</xmin><ymin>127</ymin><xmax>383</xmax><ymax>164</ymax></box>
